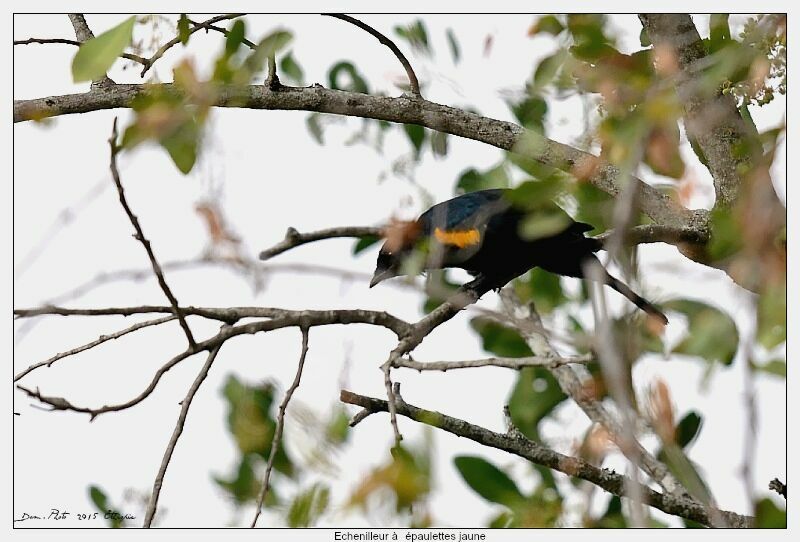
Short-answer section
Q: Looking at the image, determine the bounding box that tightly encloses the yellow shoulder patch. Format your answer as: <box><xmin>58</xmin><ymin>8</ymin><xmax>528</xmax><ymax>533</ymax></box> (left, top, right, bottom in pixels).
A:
<box><xmin>434</xmin><ymin>227</ymin><xmax>481</xmax><ymax>248</ymax></box>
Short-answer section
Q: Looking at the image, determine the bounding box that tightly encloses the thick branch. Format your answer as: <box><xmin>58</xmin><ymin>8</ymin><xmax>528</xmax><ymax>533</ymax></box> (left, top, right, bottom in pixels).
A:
<box><xmin>109</xmin><ymin>119</ymin><xmax>196</xmax><ymax>349</ymax></box>
<box><xmin>340</xmin><ymin>389</ymin><xmax>753</xmax><ymax>528</ymax></box>
<box><xmin>13</xmin><ymin>83</ymin><xmax>702</xmax><ymax>232</ymax></box>
<box><xmin>323</xmin><ymin>14</ymin><xmax>421</xmax><ymax>96</ymax></box>
<box><xmin>258</xmin><ymin>226</ymin><xmax>382</xmax><ymax>261</ymax></box>
<box><xmin>143</xmin><ymin>341</ymin><xmax>224</xmax><ymax>527</ymax></box>
<box><xmin>638</xmin><ymin>14</ymin><xmax>761</xmax><ymax>209</ymax></box>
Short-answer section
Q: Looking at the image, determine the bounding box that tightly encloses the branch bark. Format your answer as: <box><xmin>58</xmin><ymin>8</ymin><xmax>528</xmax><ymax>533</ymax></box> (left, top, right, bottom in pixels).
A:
<box><xmin>339</xmin><ymin>389</ymin><xmax>753</xmax><ymax>528</ymax></box>
<box><xmin>638</xmin><ymin>14</ymin><xmax>761</xmax><ymax>209</ymax></box>
<box><xmin>13</xmin><ymin>83</ymin><xmax>704</xmax><ymax>234</ymax></box>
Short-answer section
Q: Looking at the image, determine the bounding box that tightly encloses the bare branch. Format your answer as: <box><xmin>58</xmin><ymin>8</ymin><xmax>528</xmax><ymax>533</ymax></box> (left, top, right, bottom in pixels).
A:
<box><xmin>594</xmin><ymin>223</ymin><xmax>709</xmax><ymax>246</ymax></box>
<box><xmin>259</xmin><ymin>226</ymin><xmax>382</xmax><ymax>261</ymax></box>
<box><xmin>339</xmin><ymin>389</ymin><xmax>753</xmax><ymax>528</ymax></box>
<box><xmin>108</xmin><ymin>119</ymin><xmax>196</xmax><ymax>349</ymax></box>
<box><xmin>14</xmin><ymin>37</ymin><xmax>148</xmax><ymax>66</ymax></box>
<box><xmin>323</xmin><ymin>14</ymin><xmax>421</xmax><ymax>96</ymax></box>
<box><xmin>143</xmin><ymin>340</ymin><xmax>225</xmax><ymax>527</ymax></box>
<box><xmin>14</xmin><ymin>305</ymin><xmax>412</xmax><ymax>337</ymax></box>
<box><xmin>186</xmin><ymin>17</ymin><xmax>256</xmax><ymax>49</ymax></box>
<box><xmin>139</xmin><ymin>14</ymin><xmax>245</xmax><ymax>77</ymax></box>
<box><xmin>12</xmin><ymin>84</ymin><xmax>703</xmax><ymax>234</ymax></box>
<box><xmin>14</xmin><ymin>315</ymin><xmax>176</xmax><ymax>382</ymax></box>
<box><xmin>251</xmin><ymin>327</ymin><xmax>310</xmax><ymax>527</ymax></box>
<box><xmin>394</xmin><ymin>353</ymin><xmax>593</xmax><ymax>372</ymax></box>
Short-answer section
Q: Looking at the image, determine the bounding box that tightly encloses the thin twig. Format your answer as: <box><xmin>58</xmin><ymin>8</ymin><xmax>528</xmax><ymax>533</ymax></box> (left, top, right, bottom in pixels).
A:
<box><xmin>251</xmin><ymin>327</ymin><xmax>310</xmax><ymax>527</ymax></box>
<box><xmin>16</xmin><ymin>308</ymin><xmax>411</xmax><ymax>419</ymax></box>
<box><xmin>185</xmin><ymin>18</ymin><xmax>256</xmax><ymax>49</ymax></box>
<box><xmin>108</xmin><ymin>119</ymin><xmax>196</xmax><ymax>349</ymax></box>
<box><xmin>139</xmin><ymin>14</ymin><xmax>246</xmax><ymax>77</ymax></box>
<box><xmin>143</xmin><ymin>341</ymin><xmax>225</xmax><ymax>527</ymax></box>
<box><xmin>14</xmin><ymin>37</ymin><xmax>148</xmax><ymax>65</ymax></box>
<box><xmin>339</xmin><ymin>389</ymin><xmax>754</xmax><ymax>528</ymax></box>
<box><xmin>14</xmin><ymin>315</ymin><xmax>176</xmax><ymax>382</ymax></box>
<box><xmin>258</xmin><ymin>226</ymin><xmax>382</xmax><ymax>261</ymax></box>
<box><xmin>393</xmin><ymin>353</ymin><xmax>593</xmax><ymax>372</ymax></box>
<box><xmin>323</xmin><ymin>14</ymin><xmax>421</xmax><ymax>96</ymax></box>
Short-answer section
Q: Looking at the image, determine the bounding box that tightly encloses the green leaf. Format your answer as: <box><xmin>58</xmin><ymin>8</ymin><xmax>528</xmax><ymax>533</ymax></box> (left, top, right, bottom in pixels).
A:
<box><xmin>509</xmin><ymin>95</ymin><xmax>548</xmax><ymax>132</ymax></box>
<box><xmin>287</xmin><ymin>484</ymin><xmax>330</xmax><ymax>527</ymax></box>
<box><xmin>515</xmin><ymin>268</ymin><xmax>566</xmax><ymax>314</ymax></box>
<box><xmin>394</xmin><ymin>20</ymin><xmax>430</xmax><ymax>55</ymax></box>
<box><xmin>470</xmin><ymin>317</ymin><xmax>532</xmax><ymax>358</ymax></box>
<box><xmin>508</xmin><ymin>367</ymin><xmax>568</xmax><ymax>441</ymax></box>
<box><xmin>225</xmin><ymin>20</ymin><xmax>246</xmax><ymax>56</ymax></box>
<box><xmin>639</xmin><ymin>27</ymin><xmax>651</xmax><ymax>47</ymax></box>
<box><xmin>446</xmin><ymin>28</ymin><xmax>460</xmax><ymax>64</ymax></box>
<box><xmin>328</xmin><ymin>61</ymin><xmax>369</xmax><ymax>93</ymax></box>
<box><xmin>708</xmin><ymin>207</ymin><xmax>743</xmax><ymax>261</ymax></box>
<box><xmin>666</xmin><ymin>299</ymin><xmax>739</xmax><ymax>365</ymax></box>
<box><xmin>533</xmin><ymin>51</ymin><xmax>566</xmax><ymax>92</ymax></box>
<box><xmin>755</xmin><ymin>497</ymin><xmax>786</xmax><ymax>528</ymax></box>
<box><xmin>404</xmin><ymin>124</ymin><xmax>426</xmax><ymax>158</ymax></box>
<box><xmin>757</xmin><ymin>281</ymin><xmax>786</xmax><ymax>349</ymax></box>
<box><xmin>352</xmin><ymin>235</ymin><xmax>381</xmax><ymax>255</ymax></box>
<box><xmin>160</xmin><ymin>116</ymin><xmax>199</xmax><ymax>174</ymax></box>
<box><xmin>71</xmin><ymin>16</ymin><xmax>136</xmax><ymax>82</ymax></box>
<box><xmin>530</xmin><ymin>15</ymin><xmax>564</xmax><ymax>37</ymax></box>
<box><xmin>757</xmin><ymin>358</ymin><xmax>786</xmax><ymax>378</ymax></box>
<box><xmin>280</xmin><ymin>50</ymin><xmax>304</xmax><ymax>85</ymax></box>
<box><xmin>455</xmin><ymin>164</ymin><xmax>509</xmax><ymax>194</ymax></box>
<box><xmin>454</xmin><ymin>456</ymin><xmax>524</xmax><ymax>506</ymax></box>
<box><xmin>177</xmin><ymin>14</ymin><xmax>191</xmax><ymax>45</ymax></box>
<box><xmin>306</xmin><ymin>113</ymin><xmax>324</xmax><ymax>144</ymax></box>
<box><xmin>674</xmin><ymin>411</ymin><xmax>703</xmax><ymax>449</ymax></box>
<box><xmin>519</xmin><ymin>210</ymin><xmax>571</xmax><ymax>241</ymax></box>
<box><xmin>430</xmin><ymin>130</ymin><xmax>448</xmax><ymax>158</ymax></box>
<box><xmin>89</xmin><ymin>485</ymin><xmax>108</xmax><ymax>510</ymax></box>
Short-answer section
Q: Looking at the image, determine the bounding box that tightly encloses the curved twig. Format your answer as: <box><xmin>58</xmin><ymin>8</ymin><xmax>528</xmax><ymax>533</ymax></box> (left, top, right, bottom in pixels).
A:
<box><xmin>394</xmin><ymin>353</ymin><xmax>593</xmax><ymax>372</ymax></box>
<box><xmin>14</xmin><ymin>37</ymin><xmax>148</xmax><ymax>65</ymax></box>
<box><xmin>258</xmin><ymin>226</ymin><xmax>382</xmax><ymax>261</ymax></box>
<box><xmin>14</xmin><ymin>315</ymin><xmax>176</xmax><ymax>382</ymax></box>
<box><xmin>323</xmin><ymin>14</ymin><xmax>421</xmax><ymax>96</ymax></box>
<box><xmin>109</xmin><ymin>119</ymin><xmax>196</xmax><ymax>349</ymax></box>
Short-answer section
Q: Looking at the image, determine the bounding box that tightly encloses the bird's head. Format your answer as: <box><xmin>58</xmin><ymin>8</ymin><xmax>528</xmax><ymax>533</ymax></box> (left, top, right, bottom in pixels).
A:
<box><xmin>370</xmin><ymin>219</ymin><xmax>423</xmax><ymax>288</ymax></box>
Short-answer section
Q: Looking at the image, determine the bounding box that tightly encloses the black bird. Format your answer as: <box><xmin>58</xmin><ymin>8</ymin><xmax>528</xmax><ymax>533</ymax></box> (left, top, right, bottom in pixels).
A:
<box><xmin>370</xmin><ymin>188</ymin><xmax>668</xmax><ymax>324</ymax></box>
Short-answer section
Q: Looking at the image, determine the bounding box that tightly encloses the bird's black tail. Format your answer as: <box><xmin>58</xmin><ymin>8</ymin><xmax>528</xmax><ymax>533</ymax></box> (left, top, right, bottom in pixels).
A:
<box><xmin>603</xmin><ymin>272</ymin><xmax>668</xmax><ymax>325</ymax></box>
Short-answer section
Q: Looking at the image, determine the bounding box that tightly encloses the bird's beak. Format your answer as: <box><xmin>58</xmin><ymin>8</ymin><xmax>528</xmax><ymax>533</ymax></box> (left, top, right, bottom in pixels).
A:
<box><xmin>370</xmin><ymin>268</ymin><xmax>396</xmax><ymax>288</ymax></box>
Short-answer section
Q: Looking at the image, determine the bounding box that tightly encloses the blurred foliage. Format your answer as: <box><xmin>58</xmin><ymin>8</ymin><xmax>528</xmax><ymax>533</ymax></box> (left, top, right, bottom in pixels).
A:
<box><xmin>62</xmin><ymin>14</ymin><xmax>786</xmax><ymax>528</ymax></box>
<box><xmin>72</xmin><ymin>16</ymin><xmax>136</xmax><ymax>82</ymax></box>
<box><xmin>455</xmin><ymin>455</ymin><xmax>562</xmax><ymax>527</ymax></box>
<box><xmin>87</xmin><ymin>485</ymin><xmax>126</xmax><ymax>528</ymax></box>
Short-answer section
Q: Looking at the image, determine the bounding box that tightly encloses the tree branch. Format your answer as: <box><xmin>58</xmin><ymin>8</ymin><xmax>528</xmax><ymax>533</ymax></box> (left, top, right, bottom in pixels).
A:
<box><xmin>108</xmin><ymin>119</ymin><xmax>196</xmax><ymax>349</ymax></box>
<box><xmin>323</xmin><ymin>14</ymin><xmax>421</xmax><ymax>96</ymax></box>
<box><xmin>769</xmin><ymin>478</ymin><xmax>786</xmax><ymax>499</ymax></box>
<box><xmin>339</xmin><ymin>389</ymin><xmax>753</xmax><ymax>528</ymax></box>
<box><xmin>14</xmin><ymin>315</ymin><xmax>176</xmax><ymax>382</ymax></box>
<box><xmin>638</xmin><ymin>14</ymin><xmax>761</xmax><ymax>209</ymax></box>
<box><xmin>251</xmin><ymin>327</ymin><xmax>310</xmax><ymax>527</ymax></box>
<box><xmin>258</xmin><ymin>226</ymin><xmax>382</xmax><ymax>261</ymax></box>
<box><xmin>143</xmin><ymin>340</ymin><xmax>225</xmax><ymax>527</ymax></box>
<box><xmin>13</xmin><ymin>84</ymin><xmax>703</xmax><ymax>233</ymax></box>
<box><xmin>394</xmin><ymin>353</ymin><xmax>593</xmax><ymax>372</ymax></box>
<box><xmin>67</xmin><ymin>14</ymin><xmax>115</xmax><ymax>87</ymax></box>
<box><xmin>14</xmin><ymin>37</ymin><xmax>147</xmax><ymax>65</ymax></box>
<box><xmin>139</xmin><ymin>14</ymin><xmax>245</xmax><ymax>77</ymax></box>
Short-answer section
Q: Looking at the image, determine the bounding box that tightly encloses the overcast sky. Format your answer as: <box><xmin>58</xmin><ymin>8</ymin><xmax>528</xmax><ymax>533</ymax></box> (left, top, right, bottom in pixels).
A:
<box><xmin>12</xmin><ymin>12</ymin><xmax>786</xmax><ymax>531</ymax></box>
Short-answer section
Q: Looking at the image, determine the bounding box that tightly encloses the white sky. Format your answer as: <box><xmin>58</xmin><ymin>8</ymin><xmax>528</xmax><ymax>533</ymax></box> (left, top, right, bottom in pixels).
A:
<box><xmin>9</xmin><ymin>10</ymin><xmax>788</xmax><ymax>535</ymax></box>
